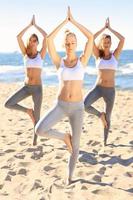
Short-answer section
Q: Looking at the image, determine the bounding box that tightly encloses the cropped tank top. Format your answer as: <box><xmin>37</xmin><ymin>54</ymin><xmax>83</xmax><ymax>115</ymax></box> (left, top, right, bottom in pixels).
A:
<box><xmin>58</xmin><ymin>58</ymin><xmax>85</xmax><ymax>81</ymax></box>
<box><xmin>96</xmin><ymin>54</ymin><xmax>118</xmax><ymax>71</ymax></box>
<box><xmin>24</xmin><ymin>52</ymin><xmax>43</xmax><ymax>69</ymax></box>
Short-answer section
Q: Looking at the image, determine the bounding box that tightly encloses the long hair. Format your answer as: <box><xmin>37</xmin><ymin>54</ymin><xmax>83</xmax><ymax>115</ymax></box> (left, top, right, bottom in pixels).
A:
<box><xmin>26</xmin><ymin>34</ymin><xmax>39</xmax><ymax>56</ymax></box>
<box><xmin>97</xmin><ymin>34</ymin><xmax>111</xmax><ymax>58</ymax></box>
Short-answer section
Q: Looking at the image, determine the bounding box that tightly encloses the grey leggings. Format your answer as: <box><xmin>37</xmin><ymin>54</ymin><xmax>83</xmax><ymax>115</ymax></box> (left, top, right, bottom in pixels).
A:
<box><xmin>35</xmin><ymin>100</ymin><xmax>84</xmax><ymax>179</ymax></box>
<box><xmin>4</xmin><ymin>84</ymin><xmax>42</xmax><ymax>124</ymax></box>
<box><xmin>84</xmin><ymin>85</ymin><xmax>115</xmax><ymax>145</ymax></box>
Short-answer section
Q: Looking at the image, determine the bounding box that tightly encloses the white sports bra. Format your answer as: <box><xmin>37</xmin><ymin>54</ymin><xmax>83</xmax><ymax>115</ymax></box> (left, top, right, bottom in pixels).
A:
<box><xmin>58</xmin><ymin>58</ymin><xmax>85</xmax><ymax>81</ymax></box>
<box><xmin>24</xmin><ymin>52</ymin><xmax>43</xmax><ymax>69</ymax></box>
<box><xmin>96</xmin><ymin>54</ymin><xmax>118</xmax><ymax>71</ymax></box>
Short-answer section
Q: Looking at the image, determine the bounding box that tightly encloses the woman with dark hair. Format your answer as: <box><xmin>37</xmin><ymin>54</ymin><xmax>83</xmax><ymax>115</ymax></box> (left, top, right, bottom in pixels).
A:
<box><xmin>5</xmin><ymin>15</ymin><xmax>47</xmax><ymax>146</ymax></box>
<box><xmin>84</xmin><ymin>18</ymin><xmax>125</xmax><ymax>146</ymax></box>
<box><xmin>35</xmin><ymin>7</ymin><xmax>93</xmax><ymax>184</ymax></box>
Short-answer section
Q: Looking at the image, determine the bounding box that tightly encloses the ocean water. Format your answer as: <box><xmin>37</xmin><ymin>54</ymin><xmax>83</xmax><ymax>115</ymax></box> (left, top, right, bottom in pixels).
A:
<box><xmin>0</xmin><ymin>50</ymin><xmax>133</xmax><ymax>90</ymax></box>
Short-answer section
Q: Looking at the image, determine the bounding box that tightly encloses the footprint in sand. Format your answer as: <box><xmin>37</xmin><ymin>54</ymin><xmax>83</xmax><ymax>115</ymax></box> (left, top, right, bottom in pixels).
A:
<box><xmin>92</xmin><ymin>149</ymin><xmax>98</xmax><ymax>154</ymax></box>
<box><xmin>15</xmin><ymin>131</ymin><xmax>23</xmax><ymax>135</ymax></box>
<box><xmin>8</xmin><ymin>119</ymin><xmax>12</xmax><ymax>121</ymax></box>
<box><xmin>92</xmin><ymin>175</ymin><xmax>102</xmax><ymax>182</ymax></box>
<box><xmin>1</xmin><ymin>135</ymin><xmax>6</xmax><ymax>138</ymax></box>
<box><xmin>120</xmin><ymin>130</ymin><xmax>128</xmax><ymax>134</ymax></box>
<box><xmin>124</xmin><ymin>172</ymin><xmax>133</xmax><ymax>177</ymax></box>
<box><xmin>43</xmin><ymin>165</ymin><xmax>55</xmax><ymax>172</ymax></box>
<box><xmin>92</xmin><ymin>189</ymin><xmax>101</xmax><ymax>194</ymax></box>
<box><xmin>19</xmin><ymin>141</ymin><xmax>28</xmax><ymax>146</ymax></box>
<box><xmin>55</xmin><ymin>155</ymin><xmax>62</xmax><ymax>159</ymax></box>
<box><xmin>97</xmin><ymin>167</ymin><xmax>106</xmax><ymax>175</ymax></box>
<box><xmin>4</xmin><ymin>149</ymin><xmax>16</xmax><ymax>153</ymax></box>
<box><xmin>5</xmin><ymin>174</ymin><xmax>12</xmax><ymax>181</ymax></box>
<box><xmin>4</xmin><ymin>170</ymin><xmax>17</xmax><ymax>182</ymax></box>
<box><xmin>0</xmin><ymin>191</ymin><xmax>9</xmax><ymax>196</ymax></box>
<box><xmin>83</xmin><ymin>130</ymin><xmax>87</xmax><ymax>133</ymax></box>
<box><xmin>115</xmin><ymin>136</ymin><xmax>121</xmax><ymax>140</ymax></box>
<box><xmin>7</xmin><ymin>170</ymin><xmax>16</xmax><ymax>176</ymax></box>
<box><xmin>1</xmin><ymin>165</ymin><xmax>10</xmax><ymax>169</ymax></box>
<box><xmin>14</xmin><ymin>153</ymin><xmax>25</xmax><ymax>159</ymax></box>
<box><xmin>129</xmin><ymin>140</ymin><xmax>133</xmax><ymax>145</ymax></box>
<box><xmin>0</xmin><ymin>184</ymin><xmax>4</xmax><ymax>190</ymax></box>
<box><xmin>91</xmin><ymin>141</ymin><xmax>100</xmax><ymax>146</ymax></box>
<box><xmin>87</xmin><ymin>121</ymin><xmax>93</xmax><ymax>124</ymax></box>
<box><xmin>31</xmin><ymin>179</ymin><xmax>44</xmax><ymax>191</ymax></box>
<box><xmin>99</xmin><ymin>153</ymin><xmax>109</xmax><ymax>158</ymax></box>
<box><xmin>17</xmin><ymin>168</ymin><xmax>27</xmax><ymax>176</ymax></box>
<box><xmin>81</xmin><ymin>185</ymin><xmax>88</xmax><ymax>190</ymax></box>
<box><xmin>87</xmin><ymin>140</ymin><xmax>93</xmax><ymax>145</ymax></box>
<box><xmin>40</xmin><ymin>138</ymin><xmax>49</xmax><ymax>142</ymax></box>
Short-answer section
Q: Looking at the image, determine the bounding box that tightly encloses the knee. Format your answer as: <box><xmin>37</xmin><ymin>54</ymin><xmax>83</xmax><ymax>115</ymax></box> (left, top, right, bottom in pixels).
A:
<box><xmin>84</xmin><ymin>98</ymin><xmax>90</xmax><ymax>110</ymax></box>
<box><xmin>4</xmin><ymin>99</ymin><xmax>12</xmax><ymax>109</ymax></box>
<box><xmin>35</xmin><ymin>121</ymin><xmax>49</xmax><ymax>136</ymax></box>
<box><xmin>84</xmin><ymin>101</ymin><xmax>91</xmax><ymax>112</ymax></box>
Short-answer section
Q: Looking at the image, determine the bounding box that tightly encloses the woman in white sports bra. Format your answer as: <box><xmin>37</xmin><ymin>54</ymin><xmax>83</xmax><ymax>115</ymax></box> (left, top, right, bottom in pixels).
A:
<box><xmin>5</xmin><ymin>15</ymin><xmax>47</xmax><ymax>145</ymax></box>
<box><xmin>84</xmin><ymin>18</ymin><xmax>125</xmax><ymax>146</ymax></box>
<box><xmin>35</xmin><ymin>7</ymin><xmax>93</xmax><ymax>185</ymax></box>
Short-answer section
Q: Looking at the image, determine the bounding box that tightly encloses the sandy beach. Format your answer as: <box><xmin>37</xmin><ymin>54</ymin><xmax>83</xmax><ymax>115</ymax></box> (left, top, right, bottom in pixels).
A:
<box><xmin>0</xmin><ymin>83</ymin><xmax>133</xmax><ymax>200</ymax></box>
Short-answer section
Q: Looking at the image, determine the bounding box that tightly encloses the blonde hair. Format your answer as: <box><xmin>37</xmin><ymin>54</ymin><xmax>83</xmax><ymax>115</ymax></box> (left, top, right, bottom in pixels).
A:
<box><xmin>62</xmin><ymin>29</ymin><xmax>77</xmax><ymax>48</ymax></box>
<box><xmin>97</xmin><ymin>34</ymin><xmax>111</xmax><ymax>58</ymax></box>
<box><xmin>64</xmin><ymin>29</ymin><xmax>77</xmax><ymax>40</ymax></box>
<box><xmin>26</xmin><ymin>34</ymin><xmax>39</xmax><ymax>56</ymax></box>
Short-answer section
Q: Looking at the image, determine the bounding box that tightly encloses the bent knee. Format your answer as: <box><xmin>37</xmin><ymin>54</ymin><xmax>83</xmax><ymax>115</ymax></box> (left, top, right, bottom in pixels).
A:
<box><xmin>84</xmin><ymin>99</ymin><xmax>91</xmax><ymax>109</ymax></box>
<box><xmin>4</xmin><ymin>100</ymin><xmax>13</xmax><ymax>109</ymax></box>
<box><xmin>35</xmin><ymin>122</ymin><xmax>49</xmax><ymax>136</ymax></box>
<box><xmin>84</xmin><ymin>103</ymin><xmax>91</xmax><ymax>112</ymax></box>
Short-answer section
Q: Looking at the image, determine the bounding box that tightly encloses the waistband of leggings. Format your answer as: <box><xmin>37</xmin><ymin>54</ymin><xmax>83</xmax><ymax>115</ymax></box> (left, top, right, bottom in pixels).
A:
<box><xmin>57</xmin><ymin>99</ymin><xmax>84</xmax><ymax>106</ymax></box>
<box><xmin>96</xmin><ymin>85</ymin><xmax>115</xmax><ymax>90</ymax></box>
<box><xmin>24</xmin><ymin>83</ymin><xmax>42</xmax><ymax>88</ymax></box>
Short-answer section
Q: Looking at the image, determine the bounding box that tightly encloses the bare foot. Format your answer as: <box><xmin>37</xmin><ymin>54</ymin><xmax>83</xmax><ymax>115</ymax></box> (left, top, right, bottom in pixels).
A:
<box><xmin>27</xmin><ymin>109</ymin><xmax>35</xmax><ymax>125</ymax></box>
<box><xmin>64</xmin><ymin>133</ymin><xmax>73</xmax><ymax>154</ymax></box>
<box><xmin>100</xmin><ymin>112</ymin><xmax>108</xmax><ymax>128</ymax></box>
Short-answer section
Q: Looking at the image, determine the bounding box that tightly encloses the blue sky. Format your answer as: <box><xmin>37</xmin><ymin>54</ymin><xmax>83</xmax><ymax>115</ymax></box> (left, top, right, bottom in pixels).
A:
<box><xmin>0</xmin><ymin>0</ymin><xmax>132</xmax><ymax>52</ymax></box>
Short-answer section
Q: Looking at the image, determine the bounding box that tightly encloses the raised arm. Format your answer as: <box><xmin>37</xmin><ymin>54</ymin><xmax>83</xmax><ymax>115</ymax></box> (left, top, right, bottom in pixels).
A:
<box><xmin>47</xmin><ymin>18</ymin><xmax>68</xmax><ymax>69</ymax></box>
<box><xmin>93</xmin><ymin>24</ymin><xmax>106</xmax><ymax>59</ymax></box>
<box><xmin>33</xmin><ymin>15</ymin><xmax>47</xmax><ymax>59</ymax></box>
<box><xmin>68</xmin><ymin>7</ymin><xmax>93</xmax><ymax>66</ymax></box>
<box><xmin>107</xmin><ymin>18</ymin><xmax>125</xmax><ymax>59</ymax></box>
<box><xmin>17</xmin><ymin>17</ymin><xmax>33</xmax><ymax>55</ymax></box>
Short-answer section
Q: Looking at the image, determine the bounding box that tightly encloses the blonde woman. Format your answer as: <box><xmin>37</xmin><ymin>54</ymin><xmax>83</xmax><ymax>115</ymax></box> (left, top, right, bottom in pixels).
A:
<box><xmin>5</xmin><ymin>15</ymin><xmax>47</xmax><ymax>146</ymax></box>
<box><xmin>35</xmin><ymin>7</ymin><xmax>93</xmax><ymax>184</ymax></box>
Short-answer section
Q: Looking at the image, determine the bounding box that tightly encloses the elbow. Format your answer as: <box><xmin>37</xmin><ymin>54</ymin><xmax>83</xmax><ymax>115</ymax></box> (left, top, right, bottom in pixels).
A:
<box><xmin>121</xmin><ymin>37</ymin><xmax>125</xmax><ymax>46</ymax></box>
<box><xmin>16</xmin><ymin>34</ymin><xmax>20</xmax><ymax>40</ymax></box>
<box><xmin>122</xmin><ymin>37</ymin><xmax>125</xmax><ymax>42</ymax></box>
